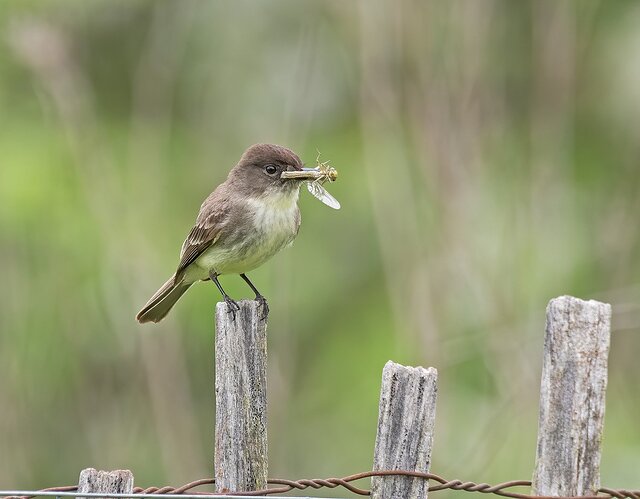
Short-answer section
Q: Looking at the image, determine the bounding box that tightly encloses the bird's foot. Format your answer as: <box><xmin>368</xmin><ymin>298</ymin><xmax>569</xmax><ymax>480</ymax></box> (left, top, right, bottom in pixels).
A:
<box><xmin>255</xmin><ymin>294</ymin><xmax>269</xmax><ymax>320</ymax></box>
<box><xmin>224</xmin><ymin>295</ymin><xmax>240</xmax><ymax>320</ymax></box>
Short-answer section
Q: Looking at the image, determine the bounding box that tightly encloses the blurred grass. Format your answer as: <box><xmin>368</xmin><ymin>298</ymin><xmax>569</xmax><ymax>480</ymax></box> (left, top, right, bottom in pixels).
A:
<box><xmin>1</xmin><ymin>0</ymin><xmax>639</xmax><ymax>496</ymax></box>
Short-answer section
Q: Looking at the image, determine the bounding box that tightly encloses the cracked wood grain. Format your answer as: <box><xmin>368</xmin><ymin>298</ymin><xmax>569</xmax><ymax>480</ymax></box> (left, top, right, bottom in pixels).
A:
<box><xmin>532</xmin><ymin>296</ymin><xmax>611</xmax><ymax>496</ymax></box>
<box><xmin>214</xmin><ymin>300</ymin><xmax>267</xmax><ymax>493</ymax></box>
<box><xmin>78</xmin><ymin>469</ymin><xmax>133</xmax><ymax>499</ymax></box>
<box><xmin>371</xmin><ymin>361</ymin><xmax>438</xmax><ymax>499</ymax></box>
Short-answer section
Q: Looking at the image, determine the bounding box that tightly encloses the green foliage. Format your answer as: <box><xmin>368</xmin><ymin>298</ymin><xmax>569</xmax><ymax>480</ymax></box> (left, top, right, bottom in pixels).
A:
<box><xmin>1</xmin><ymin>1</ymin><xmax>639</xmax><ymax>495</ymax></box>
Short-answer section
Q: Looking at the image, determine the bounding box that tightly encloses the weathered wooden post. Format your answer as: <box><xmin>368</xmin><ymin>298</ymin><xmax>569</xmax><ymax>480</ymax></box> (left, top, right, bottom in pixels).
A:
<box><xmin>214</xmin><ymin>300</ymin><xmax>268</xmax><ymax>494</ymax></box>
<box><xmin>532</xmin><ymin>295</ymin><xmax>611</xmax><ymax>496</ymax></box>
<box><xmin>371</xmin><ymin>361</ymin><xmax>438</xmax><ymax>499</ymax></box>
<box><xmin>77</xmin><ymin>469</ymin><xmax>133</xmax><ymax>499</ymax></box>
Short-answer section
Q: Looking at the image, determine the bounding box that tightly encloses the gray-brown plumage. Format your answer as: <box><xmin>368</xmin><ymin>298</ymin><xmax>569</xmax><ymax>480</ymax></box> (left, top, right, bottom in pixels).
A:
<box><xmin>136</xmin><ymin>143</ymin><xmax>311</xmax><ymax>323</ymax></box>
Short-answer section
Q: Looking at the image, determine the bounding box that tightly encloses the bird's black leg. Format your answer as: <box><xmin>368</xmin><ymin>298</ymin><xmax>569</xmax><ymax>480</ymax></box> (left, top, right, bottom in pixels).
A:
<box><xmin>209</xmin><ymin>271</ymin><xmax>240</xmax><ymax>319</ymax></box>
<box><xmin>240</xmin><ymin>273</ymin><xmax>269</xmax><ymax>320</ymax></box>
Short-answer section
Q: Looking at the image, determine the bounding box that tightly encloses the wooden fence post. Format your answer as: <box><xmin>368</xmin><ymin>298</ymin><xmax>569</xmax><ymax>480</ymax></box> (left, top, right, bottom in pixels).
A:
<box><xmin>77</xmin><ymin>469</ymin><xmax>133</xmax><ymax>499</ymax></box>
<box><xmin>371</xmin><ymin>361</ymin><xmax>438</xmax><ymax>499</ymax></box>
<box><xmin>532</xmin><ymin>295</ymin><xmax>611</xmax><ymax>496</ymax></box>
<box><xmin>214</xmin><ymin>300</ymin><xmax>268</xmax><ymax>494</ymax></box>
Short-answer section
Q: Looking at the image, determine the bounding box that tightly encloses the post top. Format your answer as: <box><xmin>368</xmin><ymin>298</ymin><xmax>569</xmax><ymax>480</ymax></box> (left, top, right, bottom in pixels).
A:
<box><xmin>548</xmin><ymin>295</ymin><xmax>611</xmax><ymax>311</ymax></box>
<box><xmin>215</xmin><ymin>299</ymin><xmax>260</xmax><ymax>312</ymax></box>
<box><xmin>383</xmin><ymin>360</ymin><xmax>438</xmax><ymax>379</ymax></box>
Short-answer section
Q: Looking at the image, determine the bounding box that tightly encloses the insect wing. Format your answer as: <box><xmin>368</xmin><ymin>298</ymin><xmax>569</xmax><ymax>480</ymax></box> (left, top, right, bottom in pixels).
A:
<box><xmin>307</xmin><ymin>181</ymin><xmax>341</xmax><ymax>210</ymax></box>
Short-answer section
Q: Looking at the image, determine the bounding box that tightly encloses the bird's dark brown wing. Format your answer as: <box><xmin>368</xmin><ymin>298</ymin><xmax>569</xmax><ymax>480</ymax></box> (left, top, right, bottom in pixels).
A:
<box><xmin>174</xmin><ymin>199</ymin><xmax>230</xmax><ymax>282</ymax></box>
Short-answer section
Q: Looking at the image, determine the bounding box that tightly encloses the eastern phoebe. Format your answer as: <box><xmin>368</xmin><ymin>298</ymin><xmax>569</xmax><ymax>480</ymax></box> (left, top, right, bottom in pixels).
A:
<box><xmin>136</xmin><ymin>143</ymin><xmax>320</xmax><ymax>323</ymax></box>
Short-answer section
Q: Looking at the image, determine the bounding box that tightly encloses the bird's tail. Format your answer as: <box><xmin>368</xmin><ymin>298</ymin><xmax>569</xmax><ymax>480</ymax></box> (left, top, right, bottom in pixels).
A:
<box><xmin>136</xmin><ymin>274</ymin><xmax>192</xmax><ymax>323</ymax></box>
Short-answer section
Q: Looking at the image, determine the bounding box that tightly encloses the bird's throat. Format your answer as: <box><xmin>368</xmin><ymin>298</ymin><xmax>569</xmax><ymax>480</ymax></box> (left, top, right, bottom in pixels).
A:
<box><xmin>245</xmin><ymin>185</ymin><xmax>300</xmax><ymax>230</ymax></box>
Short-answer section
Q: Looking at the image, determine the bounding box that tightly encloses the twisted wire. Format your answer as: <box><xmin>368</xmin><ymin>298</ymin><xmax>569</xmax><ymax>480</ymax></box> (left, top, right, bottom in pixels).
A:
<box><xmin>6</xmin><ymin>470</ymin><xmax>640</xmax><ymax>499</ymax></box>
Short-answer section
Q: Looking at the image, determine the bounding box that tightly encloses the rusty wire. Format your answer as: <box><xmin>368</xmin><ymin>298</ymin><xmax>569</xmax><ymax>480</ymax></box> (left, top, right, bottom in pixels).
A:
<box><xmin>4</xmin><ymin>470</ymin><xmax>640</xmax><ymax>499</ymax></box>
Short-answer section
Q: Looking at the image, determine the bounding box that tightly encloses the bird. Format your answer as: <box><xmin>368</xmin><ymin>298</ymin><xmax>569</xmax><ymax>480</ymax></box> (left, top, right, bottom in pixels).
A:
<box><xmin>136</xmin><ymin>143</ymin><xmax>317</xmax><ymax>323</ymax></box>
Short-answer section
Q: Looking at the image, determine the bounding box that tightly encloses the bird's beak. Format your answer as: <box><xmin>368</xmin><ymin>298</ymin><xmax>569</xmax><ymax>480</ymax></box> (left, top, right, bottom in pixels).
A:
<box><xmin>280</xmin><ymin>167</ymin><xmax>325</xmax><ymax>181</ymax></box>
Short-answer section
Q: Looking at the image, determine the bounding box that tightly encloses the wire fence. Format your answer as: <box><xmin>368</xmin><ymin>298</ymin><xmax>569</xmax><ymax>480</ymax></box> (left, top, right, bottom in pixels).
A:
<box><xmin>0</xmin><ymin>298</ymin><xmax>632</xmax><ymax>499</ymax></box>
<box><xmin>3</xmin><ymin>470</ymin><xmax>639</xmax><ymax>499</ymax></box>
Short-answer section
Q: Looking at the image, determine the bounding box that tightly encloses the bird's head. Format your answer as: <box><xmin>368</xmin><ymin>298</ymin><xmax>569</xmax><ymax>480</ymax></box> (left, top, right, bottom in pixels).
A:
<box><xmin>228</xmin><ymin>144</ymin><xmax>320</xmax><ymax>197</ymax></box>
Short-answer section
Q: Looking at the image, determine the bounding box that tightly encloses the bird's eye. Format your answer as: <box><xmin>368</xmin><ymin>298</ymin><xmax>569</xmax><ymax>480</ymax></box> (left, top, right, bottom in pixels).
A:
<box><xmin>264</xmin><ymin>164</ymin><xmax>278</xmax><ymax>175</ymax></box>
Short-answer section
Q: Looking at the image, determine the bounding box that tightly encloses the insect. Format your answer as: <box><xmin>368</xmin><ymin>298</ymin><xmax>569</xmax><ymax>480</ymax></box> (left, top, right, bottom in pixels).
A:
<box><xmin>306</xmin><ymin>153</ymin><xmax>340</xmax><ymax>210</ymax></box>
<box><xmin>280</xmin><ymin>152</ymin><xmax>341</xmax><ymax>210</ymax></box>
<box><xmin>315</xmin><ymin>153</ymin><xmax>339</xmax><ymax>182</ymax></box>
<box><xmin>307</xmin><ymin>179</ymin><xmax>340</xmax><ymax>210</ymax></box>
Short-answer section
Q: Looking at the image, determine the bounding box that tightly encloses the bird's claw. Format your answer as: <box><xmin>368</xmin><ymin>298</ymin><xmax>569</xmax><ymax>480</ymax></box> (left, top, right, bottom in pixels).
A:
<box><xmin>255</xmin><ymin>295</ymin><xmax>269</xmax><ymax>321</ymax></box>
<box><xmin>224</xmin><ymin>296</ymin><xmax>240</xmax><ymax>320</ymax></box>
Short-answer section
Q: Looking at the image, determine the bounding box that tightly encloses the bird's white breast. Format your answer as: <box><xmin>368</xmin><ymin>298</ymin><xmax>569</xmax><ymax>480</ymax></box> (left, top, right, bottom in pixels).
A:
<box><xmin>246</xmin><ymin>188</ymin><xmax>299</xmax><ymax>234</ymax></box>
<box><xmin>191</xmin><ymin>187</ymin><xmax>300</xmax><ymax>279</ymax></box>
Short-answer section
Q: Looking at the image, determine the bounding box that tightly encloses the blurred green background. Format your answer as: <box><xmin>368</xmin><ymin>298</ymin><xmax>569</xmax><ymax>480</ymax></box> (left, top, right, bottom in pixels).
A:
<box><xmin>1</xmin><ymin>0</ymin><xmax>639</xmax><ymax>496</ymax></box>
